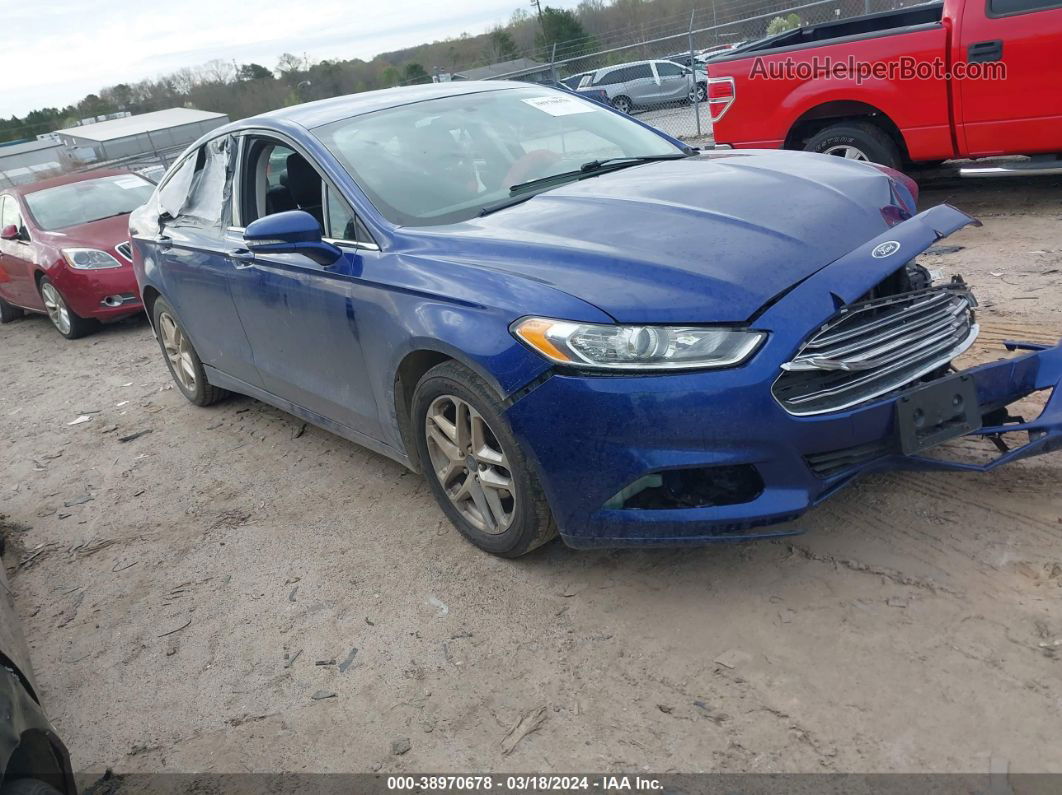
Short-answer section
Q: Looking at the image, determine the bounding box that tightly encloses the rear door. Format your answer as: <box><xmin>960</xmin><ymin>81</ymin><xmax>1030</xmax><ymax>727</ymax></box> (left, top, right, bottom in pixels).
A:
<box><xmin>0</xmin><ymin>194</ymin><xmax>37</xmax><ymax>307</ymax></box>
<box><xmin>956</xmin><ymin>0</ymin><xmax>1062</xmax><ymax>155</ymax></box>
<box><xmin>625</xmin><ymin>63</ymin><xmax>657</xmax><ymax>105</ymax></box>
<box><xmin>225</xmin><ymin>134</ymin><xmax>382</xmax><ymax>440</ymax></box>
<box><xmin>150</xmin><ymin>135</ymin><xmax>263</xmax><ymax>387</ymax></box>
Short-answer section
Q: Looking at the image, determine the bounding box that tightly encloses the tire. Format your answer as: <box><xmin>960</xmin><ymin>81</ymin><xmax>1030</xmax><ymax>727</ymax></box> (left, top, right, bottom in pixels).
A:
<box><xmin>804</xmin><ymin>121</ymin><xmax>902</xmax><ymax>169</ymax></box>
<box><xmin>0</xmin><ymin>295</ymin><xmax>24</xmax><ymax>323</ymax></box>
<box><xmin>151</xmin><ymin>297</ymin><xmax>228</xmax><ymax>406</ymax></box>
<box><xmin>37</xmin><ymin>277</ymin><xmax>96</xmax><ymax>339</ymax></box>
<box><xmin>690</xmin><ymin>82</ymin><xmax>707</xmax><ymax>103</ymax></box>
<box><xmin>0</xmin><ymin>779</ymin><xmax>65</xmax><ymax>795</ymax></box>
<box><xmin>412</xmin><ymin>361</ymin><xmax>558</xmax><ymax>558</ymax></box>
<box><xmin>611</xmin><ymin>95</ymin><xmax>632</xmax><ymax>114</ymax></box>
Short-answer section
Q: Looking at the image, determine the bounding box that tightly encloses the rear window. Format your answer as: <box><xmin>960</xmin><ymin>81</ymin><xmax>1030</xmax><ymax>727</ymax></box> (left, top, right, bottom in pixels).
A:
<box><xmin>24</xmin><ymin>174</ymin><xmax>155</xmax><ymax>231</ymax></box>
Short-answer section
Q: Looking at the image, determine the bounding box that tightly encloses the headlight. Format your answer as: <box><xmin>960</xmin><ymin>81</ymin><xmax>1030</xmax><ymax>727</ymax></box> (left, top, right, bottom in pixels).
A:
<box><xmin>512</xmin><ymin>317</ymin><xmax>765</xmax><ymax>371</ymax></box>
<box><xmin>62</xmin><ymin>248</ymin><xmax>122</xmax><ymax>270</ymax></box>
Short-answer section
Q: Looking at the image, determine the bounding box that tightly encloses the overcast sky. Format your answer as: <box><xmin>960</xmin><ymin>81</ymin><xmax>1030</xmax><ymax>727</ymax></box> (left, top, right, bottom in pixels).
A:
<box><xmin>1</xmin><ymin>0</ymin><xmax>582</xmax><ymax>118</ymax></box>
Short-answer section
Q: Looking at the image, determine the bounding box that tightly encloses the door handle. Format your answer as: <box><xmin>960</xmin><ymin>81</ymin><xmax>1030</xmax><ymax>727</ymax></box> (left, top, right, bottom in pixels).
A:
<box><xmin>230</xmin><ymin>248</ymin><xmax>256</xmax><ymax>269</ymax></box>
<box><xmin>968</xmin><ymin>40</ymin><xmax>1003</xmax><ymax>63</ymax></box>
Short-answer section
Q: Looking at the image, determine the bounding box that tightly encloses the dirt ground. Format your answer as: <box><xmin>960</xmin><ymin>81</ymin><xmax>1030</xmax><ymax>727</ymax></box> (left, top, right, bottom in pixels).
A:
<box><xmin>1</xmin><ymin>175</ymin><xmax>1060</xmax><ymax>777</ymax></box>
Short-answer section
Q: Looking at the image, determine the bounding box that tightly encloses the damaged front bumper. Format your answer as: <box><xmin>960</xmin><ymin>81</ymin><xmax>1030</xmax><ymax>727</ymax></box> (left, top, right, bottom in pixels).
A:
<box><xmin>504</xmin><ymin>204</ymin><xmax>1062</xmax><ymax>548</ymax></box>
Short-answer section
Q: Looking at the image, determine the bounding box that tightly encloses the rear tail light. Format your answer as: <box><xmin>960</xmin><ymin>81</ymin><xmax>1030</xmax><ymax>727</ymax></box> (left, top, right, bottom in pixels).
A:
<box><xmin>706</xmin><ymin>77</ymin><xmax>735</xmax><ymax>123</ymax></box>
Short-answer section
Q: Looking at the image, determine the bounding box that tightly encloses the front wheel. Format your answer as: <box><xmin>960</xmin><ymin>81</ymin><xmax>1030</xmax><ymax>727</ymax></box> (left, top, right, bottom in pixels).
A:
<box><xmin>152</xmin><ymin>297</ymin><xmax>228</xmax><ymax>406</ymax></box>
<box><xmin>38</xmin><ymin>277</ymin><xmax>96</xmax><ymax>339</ymax></box>
<box><xmin>413</xmin><ymin>361</ymin><xmax>557</xmax><ymax>557</ymax></box>
<box><xmin>804</xmin><ymin>121</ymin><xmax>902</xmax><ymax>169</ymax></box>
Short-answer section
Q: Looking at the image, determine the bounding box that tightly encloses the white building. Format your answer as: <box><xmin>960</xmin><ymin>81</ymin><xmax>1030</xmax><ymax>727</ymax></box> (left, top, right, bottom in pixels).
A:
<box><xmin>56</xmin><ymin>108</ymin><xmax>229</xmax><ymax>163</ymax></box>
<box><xmin>0</xmin><ymin>140</ymin><xmax>64</xmax><ymax>187</ymax></box>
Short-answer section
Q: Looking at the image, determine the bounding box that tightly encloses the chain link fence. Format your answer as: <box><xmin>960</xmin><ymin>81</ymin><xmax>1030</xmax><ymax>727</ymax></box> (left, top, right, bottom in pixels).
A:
<box><xmin>454</xmin><ymin>0</ymin><xmax>927</xmax><ymax>145</ymax></box>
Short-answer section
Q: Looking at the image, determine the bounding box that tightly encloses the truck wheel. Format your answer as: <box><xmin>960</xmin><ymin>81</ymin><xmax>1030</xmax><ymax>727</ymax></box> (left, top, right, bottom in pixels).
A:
<box><xmin>611</xmin><ymin>95</ymin><xmax>632</xmax><ymax>114</ymax></box>
<box><xmin>413</xmin><ymin>360</ymin><xmax>558</xmax><ymax>558</ymax></box>
<box><xmin>689</xmin><ymin>83</ymin><xmax>707</xmax><ymax>103</ymax></box>
<box><xmin>805</xmin><ymin>121</ymin><xmax>901</xmax><ymax>169</ymax></box>
<box><xmin>0</xmin><ymin>295</ymin><xmax>24</xmax><ymax>323</ymax></box>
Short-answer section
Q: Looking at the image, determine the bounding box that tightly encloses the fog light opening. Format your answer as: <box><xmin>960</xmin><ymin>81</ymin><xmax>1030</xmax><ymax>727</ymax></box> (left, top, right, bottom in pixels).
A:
<box><xmin>101</xmin><ymin>293</ymin><xmax>135</xmax><ymax>307</ymax></box>
<box><xmin>605</xmin><ymin>465</ymin><xmax>764</xmax><ymax>510</ymax></box>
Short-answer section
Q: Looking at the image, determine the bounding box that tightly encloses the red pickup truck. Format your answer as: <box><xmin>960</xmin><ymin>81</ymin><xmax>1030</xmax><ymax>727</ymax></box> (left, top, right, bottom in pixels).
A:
<box><xmin>706</xmin><ymin>0</ymin><xmax>1062</xmax><ymax>175</ymax></box>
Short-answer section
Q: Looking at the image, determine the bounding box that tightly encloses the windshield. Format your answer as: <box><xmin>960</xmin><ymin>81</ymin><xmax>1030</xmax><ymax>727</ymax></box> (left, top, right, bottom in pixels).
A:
<box><xmin>314</xmin><ymin>86</ymin><xmax>683</xmax><ymax>226</ymax></box>
<box><xmin>24</xmin><ymin>174</ymin><xmax>156</xmax><ymax>230</ymax></box>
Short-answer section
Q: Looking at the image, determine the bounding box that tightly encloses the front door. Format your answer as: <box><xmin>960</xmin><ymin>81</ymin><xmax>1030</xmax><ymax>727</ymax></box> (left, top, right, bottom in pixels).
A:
<box><xmin>227</xmin><ymin>137</ymin><xmax>382</xmax><ymax>440</ymax></box>
<box><xmin>148</xmin><ymin>135</ymin><xmax>262</xmax><ymax>387</ymax></box>
<box><xmin>957</xmin><ymin>0</ymin><xmax>1062</xmax><ymax>156</ymax></box>
<box><xmin>0</xmin><ymin>195</ymin><xmax>37</xmax><ymax>307</ymax></box>
<box><xmin>653</xmin><ymin>61</ymin><xmax>691</xmax><ymax>103</ymax></box>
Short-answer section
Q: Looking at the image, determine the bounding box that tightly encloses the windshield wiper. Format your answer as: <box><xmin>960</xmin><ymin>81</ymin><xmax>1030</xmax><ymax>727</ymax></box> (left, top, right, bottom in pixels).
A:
<box><xmin>507</xmin><ymin>152</ymin><xmax>693</xmax><ymax>196</ymax></box>
<box><xmin>479</xmin><ymin>151</ymin><xmax>694</xmax><ymax>218</ymax></box>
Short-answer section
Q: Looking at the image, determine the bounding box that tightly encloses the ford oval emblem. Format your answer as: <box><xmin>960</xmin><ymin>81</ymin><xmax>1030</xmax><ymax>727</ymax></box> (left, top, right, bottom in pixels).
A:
<box><xmin>872</xmin><ymin>240</ymin><xmax>901</xmax><ymax>258</ymax></box>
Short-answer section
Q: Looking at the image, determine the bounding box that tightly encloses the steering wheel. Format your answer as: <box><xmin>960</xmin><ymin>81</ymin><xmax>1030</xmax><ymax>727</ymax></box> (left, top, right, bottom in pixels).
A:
<box><xmin>503</xmin><ymin>149</ymin><xmax>564</xmax><ymax>189</ymax></box>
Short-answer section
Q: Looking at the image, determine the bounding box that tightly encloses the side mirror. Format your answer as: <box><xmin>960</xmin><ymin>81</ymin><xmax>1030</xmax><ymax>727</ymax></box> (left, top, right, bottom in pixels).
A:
<box><xmin>243</xmin><ymin>210</ymin><xmax>342</xmax><ymax>267</ymax></box>
<box><xmin>1</xmin><ymin>225</ymin><xmax>19</xmax><ymax>241</ymax></box>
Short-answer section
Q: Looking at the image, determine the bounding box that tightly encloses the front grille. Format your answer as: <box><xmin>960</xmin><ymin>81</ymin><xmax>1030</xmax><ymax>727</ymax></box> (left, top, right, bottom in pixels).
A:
<box><xmin>116</xmin><ymin>242</ymin><xmax>132</xmax><ymax>261</ymax></box>
<box><xmin>773</xmin><ymin>285</ymin><xmax>978</xmax><ymax>416</ymax></box>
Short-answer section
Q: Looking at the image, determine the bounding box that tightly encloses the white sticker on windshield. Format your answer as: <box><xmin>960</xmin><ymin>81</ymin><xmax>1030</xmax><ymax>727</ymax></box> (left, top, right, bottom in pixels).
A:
<box><xmin>113</xmin><ymin>176</ymin><xmax>145</xmax><ymax>189</ymax></box>
<box><xmin>522</xmin><ymin>95</ymin><xmax>597</xmax><ymax>116</ymax></box>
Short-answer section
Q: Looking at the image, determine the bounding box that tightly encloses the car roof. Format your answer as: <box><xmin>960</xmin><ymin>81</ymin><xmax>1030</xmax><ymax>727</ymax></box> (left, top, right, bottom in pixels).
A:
<box><xmin>8</xmin><ymin>169</ymin><xmax>135</xmax><ymax>197</ymax></box>
<box><xmin>245</xmin><ymin>80</ymin><xmax>521</xmax><ymax>130</ymax></box>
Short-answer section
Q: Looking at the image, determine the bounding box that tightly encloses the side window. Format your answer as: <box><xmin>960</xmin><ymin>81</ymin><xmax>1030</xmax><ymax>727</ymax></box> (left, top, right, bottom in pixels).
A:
<box><xmin>629</xmin><ymin>64</ymin><xmax>653</xmax><ymax>80</ymax></box>
<box><xmin>158</xmin><ymin>135</ymin><xmax>233</xmax><ymax>226</ymax></box>
<box><xmin>323</xmin><ymin>186</ymin><xmax>373</xmax><ymax>244</ymax></box>
<box><xmin>656</xmin><ymin>62</ymin><xmax>684</xmax><ymax>77</ymax></box>
<box><xmin>179</xmin><ymin>136</ymin><xmax>233</xmax><ymax>226</ymax></box>
<box><xmin>990</xmin><ymin>0</ymin><xmax>1060</xmax><ymax>13</ymax></box>
<box><xmin>0</xmin><ymin>196</ymin><xmax>15</xmax><ymax>229</ymax></box>
<box><xmin>241</xmin><ymin>138</ymin><xmax>323</xmax><ymax>227</ymax></box>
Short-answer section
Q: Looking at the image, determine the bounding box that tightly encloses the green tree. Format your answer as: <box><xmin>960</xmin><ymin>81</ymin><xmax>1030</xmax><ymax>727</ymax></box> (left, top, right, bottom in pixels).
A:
<box><xmin>536</xmin><ymin>7</ymin><xmax>593</xmax><ymax>57</ymax></box>
<box><xmin>766</xmin><ymin>13</ymin><xmax>802</xmax><ymax>36</ymax></box>
<box><xmin>402</xmin><ymin>62</ymin><xmax>431</xmax><ymax>85</ymax></box>
<box><xmin>238</xmin><ymin>63</ymin><xmax>274</xmax><ymax>81</ymax></box>
<box><xmin>483</xmin><ymin>26</ymin><xmax>519</xmax><ymax>62</ymax></box>
<box><xmin>380</xmin><ymin>66</ymin><xmax>401</xmax><ymax>87</ymax></box>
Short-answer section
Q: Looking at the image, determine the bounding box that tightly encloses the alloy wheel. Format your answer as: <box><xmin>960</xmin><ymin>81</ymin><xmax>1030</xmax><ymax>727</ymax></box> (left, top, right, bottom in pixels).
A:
<box><xmin>822</xmin><ymin>145</ymin><xmax>869</xmax><ymax>161</ymax></box>
<box><xmin>40</xmin><ymin>282</ymin><xmax>72</xmax><ymax>335</ymax></box>
<box><xmin>612</xmin><ymin>96</ymin><xmax>632</xmax><ymax>114</ymax></box>
<box><xmin>158</xmin><ymin>310</ymin><xmax>197</xmax><ymax>392</ymax></box>
<box><xmin>424</xmin><ymin>394</ymin><xmax>516</xmax><ymax>535</ymax></box>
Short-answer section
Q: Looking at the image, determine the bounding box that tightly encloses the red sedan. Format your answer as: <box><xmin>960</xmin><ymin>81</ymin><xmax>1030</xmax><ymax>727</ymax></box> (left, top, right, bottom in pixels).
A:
<box><xmin>0</xmin><ymin>170</ymin><xmax>156</xmax><ymax>338</ymax></box>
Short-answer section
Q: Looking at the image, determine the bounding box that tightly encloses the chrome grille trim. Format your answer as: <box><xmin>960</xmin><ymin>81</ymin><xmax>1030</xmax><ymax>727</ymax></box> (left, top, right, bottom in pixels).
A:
<box><xmin>116</xmin><ymin>242</ymin><xmax>132</xmax><ymax>261</ymax></box>
<box><xmin>773</xmin><ymin>287</ymin><xmax>978</xmax><ymax>416</ymax></box>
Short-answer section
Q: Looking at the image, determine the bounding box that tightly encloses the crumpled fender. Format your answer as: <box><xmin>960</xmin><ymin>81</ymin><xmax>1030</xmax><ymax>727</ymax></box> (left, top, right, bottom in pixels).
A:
<box><xmin>758</xmin><ymin>203</ymin><xmax>979</xmax><ymax>327</ymax></box>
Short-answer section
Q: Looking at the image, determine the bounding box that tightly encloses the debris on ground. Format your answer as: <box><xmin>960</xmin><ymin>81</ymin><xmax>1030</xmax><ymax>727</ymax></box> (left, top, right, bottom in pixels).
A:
<box><xmin>311</xmin><ymin>690</ymin><xmax>336</xmax><ymax>701</ymax></box>
<box><xmin>500</xmin><ymin>704</ymin><xmax>547</xmax><ymax>756</ymax></box>
<box><xmin>427</xmin><ymin>596</ymin><xmax>448</xmax><ymax>617</ymax></box>
<box><xmin>67</xmin><ymin>415</ymin><xmax>92</xmax><ymax>426</ymax></box>
<box><xmin>391</xmin><ymin>737</ymin><xmax>411</xmax><ymax>755</ymax></box>
<box><xmin>63</xmin><ymin>494</ymin><xmax>93</xmax><ymax>507</ymax></box>
<box><xmin>338</xmin><ymin>647</ymin><xmax>358</xmax><ymax>673</ymax></box>
<box><xmin>714</xmin><ymin>649</ymin><xmax>752</xmax><ymax>669</ymax></box>
<box><xmin>118</xmin><ymin>430</ymin><xmax>153</xmax><ymax>443</ymax></box>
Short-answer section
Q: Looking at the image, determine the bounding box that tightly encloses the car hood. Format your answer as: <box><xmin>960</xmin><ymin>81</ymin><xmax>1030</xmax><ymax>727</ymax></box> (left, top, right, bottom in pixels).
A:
<box><xmin>407</xmin><ymin>150</ymin><xmax>905</xmax><ymax>324</ymax></box>
<box><xmin>34</xmin><ymin>213</ymin><xmax>132</xmax><ymax>253</ymax></box>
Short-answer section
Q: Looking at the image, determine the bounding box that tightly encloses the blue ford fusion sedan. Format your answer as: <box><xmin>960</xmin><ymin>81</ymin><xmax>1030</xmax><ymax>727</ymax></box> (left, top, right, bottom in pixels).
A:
<box><xmin>130</xmin><ymin>81</ymin><xmax>1062</xmax><ymax>557</ymax></box>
